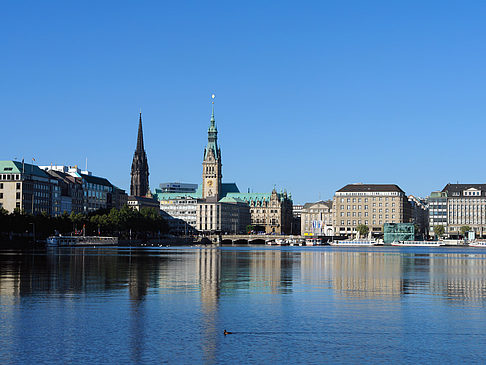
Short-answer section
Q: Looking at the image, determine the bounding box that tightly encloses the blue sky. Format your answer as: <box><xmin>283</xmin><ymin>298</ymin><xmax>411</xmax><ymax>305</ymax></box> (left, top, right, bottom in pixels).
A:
<box><xmin>2</xmin><ymin>1</ymin><xmax>486</xmax><ymax>203</ymax></box>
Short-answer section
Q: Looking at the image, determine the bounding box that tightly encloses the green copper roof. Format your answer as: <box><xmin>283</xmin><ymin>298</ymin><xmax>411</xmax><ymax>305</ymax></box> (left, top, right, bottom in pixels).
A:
<box><xmin>204</xmin><ymin>107</ymin><xmax>220</xmax><ymax>160</ymax></box>
<box><xmin>219</xmin><ymin>196</ymin><xmax>247</xmax><ymax>204</ymax></box>
<box><xmin>0</xmin><ymin>160</ymin><xmax>49</xmax><ymax>178</ymax></box>
<box><xmin>155</xmin><ymin>183</ymin><xmax>240</xmax><ymax>201</ymax></box>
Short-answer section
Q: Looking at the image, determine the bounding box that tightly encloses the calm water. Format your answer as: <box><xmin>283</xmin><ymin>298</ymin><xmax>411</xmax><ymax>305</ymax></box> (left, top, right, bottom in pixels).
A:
<box><xmin>1</xmin><ymin>245</ymin><xmax>486</xmax><ymax>364</ymax></box>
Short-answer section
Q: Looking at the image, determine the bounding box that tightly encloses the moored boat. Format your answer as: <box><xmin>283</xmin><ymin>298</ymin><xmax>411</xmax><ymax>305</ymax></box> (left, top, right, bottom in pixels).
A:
<box><xmin>47</xmin><ymin>236</ymin><xmax>118</xmax><ymax>247</ymax></box>
<box><xmin>390</xmin><ymin>240</ymin><xmax>444</xmax><ymax>247</ymax></box>
<box><xmin>330</xmin><ymin>239</ymin><xmax>377</xmax><ymax>246</ymax></box>
<box><xmin>468</xmin><ymin>241</ymin><xmax>486</xmax><ymax>248</ymax></box>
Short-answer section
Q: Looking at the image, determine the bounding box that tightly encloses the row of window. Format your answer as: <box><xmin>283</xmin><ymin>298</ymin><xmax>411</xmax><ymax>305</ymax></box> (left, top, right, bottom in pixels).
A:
<box><xmin>339</xmin><ymin>196</ymin><xmax>399</xmax><ymax>203</ymax></box>
<box><xmin>340</xmin><ymin>218</ymin><xmax>396</xmax><ymax>225</ymax></box>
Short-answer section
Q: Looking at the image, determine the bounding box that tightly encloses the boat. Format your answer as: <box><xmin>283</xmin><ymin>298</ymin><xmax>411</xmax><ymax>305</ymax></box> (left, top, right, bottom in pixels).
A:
<box><xmin>390</xmin><ymin>240</ymin><xmax>444</xmax><ymax>247</ymax></box>
<box><xmin>47</xmin><ymin>235</ymin><xmax>118</xmax><ymax>247</ymax></box>
<box><xmin>468</xmin><ymin>241</ymin><xmax>486</xmax><ymax>248</ymax></box>
<box><xmin>330</xmin><ymin>231</ymin><xmax>377</xmax><ymax>246</ymax></box>
<box><xmin>330</xmin><ymin>239</ymin><xmax>377</xmax><ymax>246</ymax></box>
<box><xmin>305</xmin><ymin>238</ymin><xmax>322</xmax><ymax>246</ymax></box>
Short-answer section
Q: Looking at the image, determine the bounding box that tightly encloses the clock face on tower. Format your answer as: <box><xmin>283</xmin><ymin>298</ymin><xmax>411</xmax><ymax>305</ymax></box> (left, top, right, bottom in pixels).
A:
<box><xmin>207</xmin><ymin>180</ymin><xmax>213</xmax><ymax>187</ymax></box>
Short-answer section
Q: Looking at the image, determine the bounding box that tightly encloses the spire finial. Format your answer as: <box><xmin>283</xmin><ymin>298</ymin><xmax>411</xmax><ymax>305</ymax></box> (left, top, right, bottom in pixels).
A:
<box><xmin>211</xmin><ymin>93</ymin><xmax>215</xmax><ymax>121</ymax></box>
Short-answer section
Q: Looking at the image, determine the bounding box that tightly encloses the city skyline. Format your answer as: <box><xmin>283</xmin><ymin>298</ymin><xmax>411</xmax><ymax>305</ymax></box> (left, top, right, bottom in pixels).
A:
<box><xmin>2</xmin><ymin>2</ymin><xmax>486</xmax><ymax>203</ymax></box>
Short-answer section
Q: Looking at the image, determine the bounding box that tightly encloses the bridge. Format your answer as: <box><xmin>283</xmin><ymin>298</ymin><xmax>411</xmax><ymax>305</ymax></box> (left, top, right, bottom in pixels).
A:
<box><xmin>202</xmin><ymin>234</ymin><xmax>304</xmax><ymax>244</ymax></box>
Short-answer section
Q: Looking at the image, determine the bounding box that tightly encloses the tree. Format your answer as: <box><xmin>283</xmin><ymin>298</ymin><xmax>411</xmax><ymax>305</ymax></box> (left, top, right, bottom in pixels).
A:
<box><xmin>356</xmin><ymin>224</ymin><xmax>369</xmax><ymax>238</ymax></box>
<box><xmin>460</xmin><ymin>225</ymin><xmax>472</xmax><ymax>237</ymax></box>
<box><xmin>433</xmin><ymin>225</ymin><xmax>445</xmax><ymax>238</ymax></box>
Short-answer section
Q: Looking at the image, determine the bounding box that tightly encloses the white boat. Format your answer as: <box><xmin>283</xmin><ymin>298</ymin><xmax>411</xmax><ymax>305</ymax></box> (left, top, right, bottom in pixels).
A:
<box><xmin>47</xmin><ymin>236</ymin><xmax>118</xmax><ymax>247</ymax></box>
<box><xmin>305</xmin><ymin>238</ymin><xmax>322</xmax><ymax>246</ymax></box>
<box><xmin>468</xmin><ymin>241</ymin><xmax>486</xmax><ymax>248</ymax></box>
<box><xmin>390</xmin><ymin>240</ymin><xmax>444</xmax><ymax>247</ymax></box>
<box><xmin>330</xmin><ymin>239</ymin><xmax>377</xmax><ymax>246</ymax></box>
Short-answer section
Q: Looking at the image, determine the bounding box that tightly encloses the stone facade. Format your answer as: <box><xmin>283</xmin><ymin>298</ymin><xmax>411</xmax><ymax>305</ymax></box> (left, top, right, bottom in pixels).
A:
<box><xmin>201</xmin><ymin>107</ymin><xmax>222</xmax><ymax>201</ymax></box>
<box><xmin>241</xmin><ymin>189</ymin><xmax>293</xmax><ymax>234</ymax></box>
<box><xmin>301</xmin><ymin>200</ymin><xmax>333</xmax><ymax>236</ymax></box>
<box><xmin>0</xmin><ymin>161</ymin><xmax>60</xmax><ymax>215</ymax></box>
<box><xmin>429</xmin><ymin>184</ymin><xmax>486</xmax><ymax>238</ymax></box>
<box><xmin>333</xmin><ymin>184</ymin><xmax>412</xmax><ymax>237</ymax></box>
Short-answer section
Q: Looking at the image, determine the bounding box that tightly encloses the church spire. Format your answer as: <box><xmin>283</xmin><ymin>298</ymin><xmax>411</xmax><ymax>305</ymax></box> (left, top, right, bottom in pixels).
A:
<box><xmin>131</xmin><ymin>111</ymin><xmax>150</xmax><ymax>197</ymax></box>
<box><xmin>136</xmin><ymin>111</ymin><xmax>144</xmax><ymax>152</ymax></box>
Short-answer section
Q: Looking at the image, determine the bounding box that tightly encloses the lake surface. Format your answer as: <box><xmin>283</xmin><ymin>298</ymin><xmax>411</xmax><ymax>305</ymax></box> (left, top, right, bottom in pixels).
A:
<box><xmin>1</xmin><ymin>245</ymin><xmax>486</xmax><ymax>364</ymax></box>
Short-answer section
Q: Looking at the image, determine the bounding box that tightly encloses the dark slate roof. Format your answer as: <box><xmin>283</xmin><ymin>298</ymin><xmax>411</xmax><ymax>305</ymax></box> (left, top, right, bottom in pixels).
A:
<box><xmin>81</xmin><ymin>174</ymin><xmax>112</xmax><ymax>187</ymax></box>
<box><xmin>303</xmin><ymin>200</ymin><xmax>332</xmax><ymax>209</ymax></box>
<box><xmin>442</xmin><ymin>184</ymin><xmax>486</xmax><ymax>195</ymax></box>
<box><xmin>337</xmin><ymin>184</ymin><xmax>404</xmax><ymax>193</ymax></box>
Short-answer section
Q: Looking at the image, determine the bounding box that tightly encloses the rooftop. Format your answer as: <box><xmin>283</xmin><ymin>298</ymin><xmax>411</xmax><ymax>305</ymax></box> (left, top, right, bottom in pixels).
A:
<box><xmin>337</xmin><ymin>184</ymin><xmax>405</xmax><ymax>193</ymax></box>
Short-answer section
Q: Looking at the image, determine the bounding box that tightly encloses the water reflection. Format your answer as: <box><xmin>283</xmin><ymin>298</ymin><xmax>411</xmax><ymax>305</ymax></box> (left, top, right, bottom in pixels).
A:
<box><xmin>2</xmin><ymin>247</ymin><xmax>486</xmax><ymax>363</ymax></box>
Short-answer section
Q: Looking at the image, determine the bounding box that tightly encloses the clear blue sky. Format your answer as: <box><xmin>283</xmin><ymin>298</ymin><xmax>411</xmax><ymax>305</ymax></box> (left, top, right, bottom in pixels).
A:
<box><xmin>2</xmin><ymin>1</ymin><xmax>486</xmax><ymax>204</ymax></box>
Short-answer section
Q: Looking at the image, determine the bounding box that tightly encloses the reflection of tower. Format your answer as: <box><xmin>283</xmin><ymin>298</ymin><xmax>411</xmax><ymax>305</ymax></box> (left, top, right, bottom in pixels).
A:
<box><xmin>196</xmin><ymin>249</ymin><xmax>221</xmax><ymax>364</ymax></box>
<box><xmin>202</xmin><ymin>100</ymin><xmax>222</xmax><ymax>201</ymax></box>
<box><xmin>248</xmin><ymin>250</ymin><xmax>293</xmax><ymax>293</ymax></box>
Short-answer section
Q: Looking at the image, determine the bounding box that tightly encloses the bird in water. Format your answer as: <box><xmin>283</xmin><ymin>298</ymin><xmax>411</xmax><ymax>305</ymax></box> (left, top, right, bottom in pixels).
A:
<box><xmin>224</xmin><ymin>330</ymin><xmax>233</xmax><ymax>335</ymax></box>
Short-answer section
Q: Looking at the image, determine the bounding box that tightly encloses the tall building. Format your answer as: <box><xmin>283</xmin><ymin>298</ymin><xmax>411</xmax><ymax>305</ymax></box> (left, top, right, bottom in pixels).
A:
<box><xmin>154</xmin><ymin>100</ymin><xmax>293</xmax><ymax>234</ymax></box>
<box><xmin>428</xmin><ymin>184</ymin><xmax>486</xmax><ymax>238</ymax></box>
<box><xmin>0</xmin><ymin>160</ymin><xmax>60</xmax><ymax>215</ymax></box>
<box><xmin>333</xmin><ymin>184</ymin><xmax>411</xmax><ymax>237</ymax></box>
<box><xmin>130</xmin><ymin>112</ymin><xmax>150</xmax><ymax>197</ymax></box>
<box><xmin>201</xmin><ymin>106</ymin><xmax>222</xmax><ymax>201</ymax></box>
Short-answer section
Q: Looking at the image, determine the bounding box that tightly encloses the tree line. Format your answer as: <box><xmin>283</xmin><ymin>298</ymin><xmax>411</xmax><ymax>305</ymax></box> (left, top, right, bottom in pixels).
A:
<box><xmin>0</xmin><ymin>205</ymin><xmax>169</xmax><ymax>240</ymax></box>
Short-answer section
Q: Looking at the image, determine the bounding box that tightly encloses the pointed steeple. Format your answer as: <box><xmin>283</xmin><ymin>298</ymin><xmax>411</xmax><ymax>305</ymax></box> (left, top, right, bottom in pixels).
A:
<box><xmin>131</xmin><ymin>111</ymin><xmax>150</xmax><ymax>197</ymax></box>
<box><xmin>136</xmin><ymin>112</ymin><xmax>144</xmax><ymax>152</ymax></box>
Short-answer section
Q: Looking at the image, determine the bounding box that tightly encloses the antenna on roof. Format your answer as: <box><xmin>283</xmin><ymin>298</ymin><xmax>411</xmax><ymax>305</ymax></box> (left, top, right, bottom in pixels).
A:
<box><xmin>86</xmin><ymin>157</ymin><xmax>88</xmax><ymax>172</ymax></box>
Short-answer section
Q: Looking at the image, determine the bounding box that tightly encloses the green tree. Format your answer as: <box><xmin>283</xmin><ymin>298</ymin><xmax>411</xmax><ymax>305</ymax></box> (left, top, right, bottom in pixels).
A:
<box><xmin>356</xmin><ymin>224</ymin><xmax>369</xmax><ymax>238</ymax></box>
<box><xmin>460</xmin><ymin>225</ymin><xmax>472</xmax><ymax>237</ymax></box>
<box><xmin>433</xmin><ymin>225</ymin><xmax>445</xmax><ymax>238</ymax></box>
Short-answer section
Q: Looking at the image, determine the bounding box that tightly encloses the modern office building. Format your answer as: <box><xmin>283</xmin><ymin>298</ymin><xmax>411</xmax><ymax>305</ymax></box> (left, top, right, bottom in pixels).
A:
<box><xmin>0</xmin><ymin>160</ymin><xmax>60</xmax><ymax>215</ymax></box>
<box><xmin>301</xmin><ymin>200</ymin><xmax>333</xmax><ymax>236</ymax></box>
<box><xmin>333</xmin><ymin>184</ymin><xmax>412</xmax><ymax>237</ymax></box>
<box><xmin>427</xmin><ymin>191</ymin><xmax>448</xmax><ymax>236</ymax></box>
<box><xmin>408</xmin><ymin>195</ymin><xmax>428</xmax><ymax>238</ymax></box>
<box><xmin>428</xmin><ymin>184</ymin><xmax>486</xmax><ymax>238</ymax></box>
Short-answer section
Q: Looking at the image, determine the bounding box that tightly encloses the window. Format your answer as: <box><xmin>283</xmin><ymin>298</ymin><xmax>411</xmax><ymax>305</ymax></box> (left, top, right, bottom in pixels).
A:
<box><xmin>16</xmin><ymin>183</ymin><xmax>21</xmax><ymax>190</ymax></box>
<box><xmin>0</xmin><ymin>183</ymin><xmax>3</xmax><ymax>189</ymax></box>
<box><xmin>0</xmin><ymin>193</ymin><xmax>2</xmax><ymax>199</ymax></box>
<box><xmin>353</xmin><ymin>198</ymin><xmax>356</xmax><ymax>203</ymax></box>
<box><xmin>16</xmin><ymin>192</ymin><xmax>20</xmax><ymax>200</ymax></box>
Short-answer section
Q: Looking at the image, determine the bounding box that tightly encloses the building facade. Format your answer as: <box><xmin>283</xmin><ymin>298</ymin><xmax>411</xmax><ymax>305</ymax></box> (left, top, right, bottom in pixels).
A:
<box><xmin>130</xmin><ymin>112</ymin><xmax>150</xmax><ymax>197</ymax></box>
<box><xmin>333</xmin><ymin>184</ymin><xmax>412</xmax><ymax>237</ymax></box>
<box><xmin>160</xmin><ymin>196</ymin><xmax>198</xmax><ymax>234</ymax></box>
<box><xmin>201</xmin><ymin>107</ymin><xmax>222</xmax><ymax>201</ymax></box>
<box><xmin>429</xmin><ymin>184</ymin><xmax>486</xmax><ymax>238</ymax></box>
<box><xmin>0</xmin><ymin>160</ymin><xmax>60</xmax><ymax>215</ymax></box>
<box><xmin>427</xmin><ymin>191</ymin><xmax>448</xmax><ymax>236</ymax></box>
<box><xmin>301</xmin><ymin>200</ymin><xmax>333</xmax><ymax>236</ymax></box>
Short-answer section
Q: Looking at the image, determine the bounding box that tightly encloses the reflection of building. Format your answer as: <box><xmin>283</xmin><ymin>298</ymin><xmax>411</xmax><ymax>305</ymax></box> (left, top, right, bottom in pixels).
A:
<box><xmin>330</xmin><ymin>251</ymin><xmax>403</xmax><ymax>297</ymax></box>
<box><xmin>428</xmin><ymin>184</ymin><xmax>486</xmax><ymax>238</ymax></box>
<box><xmin>333</xmin><ymin>184</ymin><xmax>411</xmax><ymax>237</ymax></box>
<box><xmin>301</xmin><ymin>200</ymin><xmax>333</xmax><ymax>236</ymax></box>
